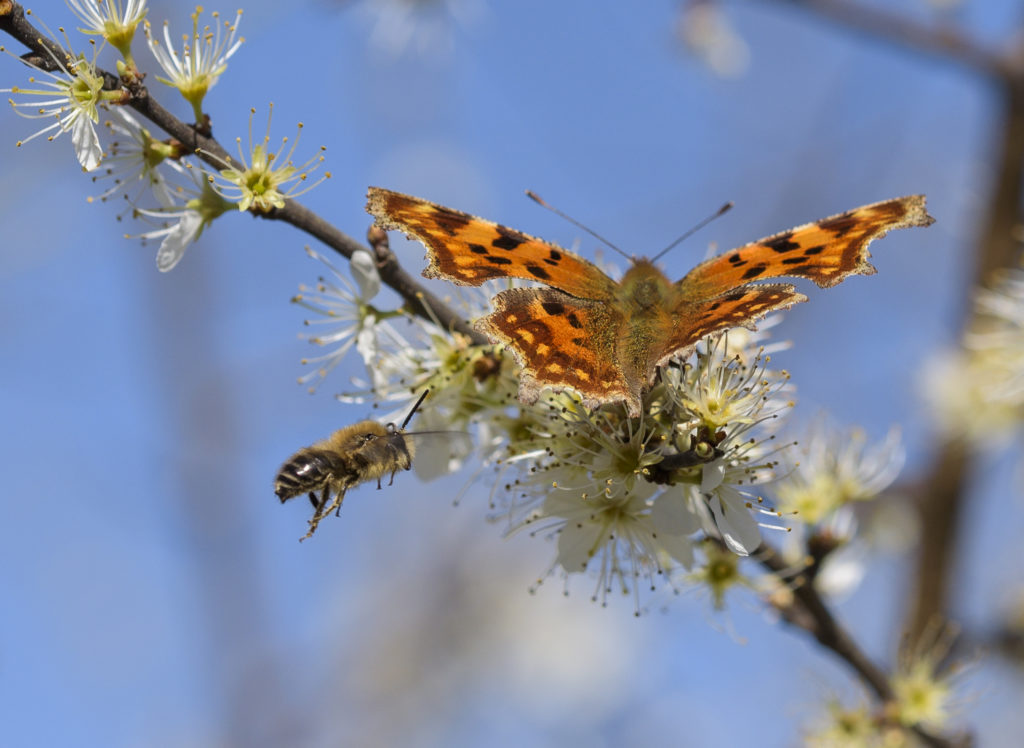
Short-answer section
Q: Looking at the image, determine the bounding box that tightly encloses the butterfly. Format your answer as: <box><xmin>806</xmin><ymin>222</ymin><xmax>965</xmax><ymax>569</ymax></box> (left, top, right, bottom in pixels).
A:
<box><xmin>366</xmin><ymin>188</ymin><xmax>934</xmax><ymax>417</ymax></box>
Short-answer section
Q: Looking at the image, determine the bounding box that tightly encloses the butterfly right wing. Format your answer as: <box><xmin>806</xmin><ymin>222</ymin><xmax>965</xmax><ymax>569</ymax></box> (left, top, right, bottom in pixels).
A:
<box><xmin>677</xmin><ymin>196</ymin><xmax>933</xmax><ymax>295</ymax></box>
<box><xmin>657</xmin><ymin>283</ymin><xmax>807</xmax><ymax>366</ymax></box>
<box><xmin>476</xmin><ymin>287</ymin><xmax>642</xmax><ymax>415</ymax></box>
<box><xmin>367</xmin><ymin>187</ymin><xmax>618</xmax><ymax>299</ymax></box>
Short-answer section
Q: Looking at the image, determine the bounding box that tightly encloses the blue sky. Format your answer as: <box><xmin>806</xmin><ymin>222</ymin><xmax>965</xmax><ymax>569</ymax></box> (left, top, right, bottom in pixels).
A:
<box><xmin>1</xmin><ymin>0</ymin><xmax>1021</xmax><ymax>745</ymax></box>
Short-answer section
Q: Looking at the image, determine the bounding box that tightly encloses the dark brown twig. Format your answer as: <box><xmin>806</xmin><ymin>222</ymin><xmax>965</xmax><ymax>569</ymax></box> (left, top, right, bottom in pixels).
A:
<box><xmin>273</xmin><ymin>202</ymin><xmax>487</xmax><ymax>341</ymax></box>
<box><xmin>758</xmin><ymin>545</ymin><xmax>893</xmax><ymax>699</ymax></box>
<box><xmin>757</xmin><ymin>545</ymin><xmax>968</xmax><ymax>748</ymax></box>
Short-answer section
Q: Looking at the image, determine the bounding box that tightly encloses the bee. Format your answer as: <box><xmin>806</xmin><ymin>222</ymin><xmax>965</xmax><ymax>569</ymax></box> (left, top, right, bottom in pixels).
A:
<box><xmin>275</xmin><ymin>390</ymin><xmax>430</xmax><ymax>540</ymax></box>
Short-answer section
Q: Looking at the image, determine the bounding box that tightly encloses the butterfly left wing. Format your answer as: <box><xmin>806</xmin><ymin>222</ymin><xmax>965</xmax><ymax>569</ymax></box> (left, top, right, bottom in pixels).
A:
<box><xmin>366</xmin><ymin>187</ymin><xmax>618</xmax><ymax>300</ymax></box>
<box><xmin>676</xmin><ymin>196</ymin><xmax>934</xmax><ymax>297</ymax></box>
<box><xmin>476</xmin><ymin>287</ymin><xmax>641</xmax><ymax>414</ymax></box>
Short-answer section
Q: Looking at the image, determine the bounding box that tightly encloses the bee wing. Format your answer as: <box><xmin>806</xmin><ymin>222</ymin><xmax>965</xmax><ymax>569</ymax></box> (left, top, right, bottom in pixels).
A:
<box><xmin>404</xmin><ymin>430</ymin><xmax>474</xmax><ymax>481</ymax></box>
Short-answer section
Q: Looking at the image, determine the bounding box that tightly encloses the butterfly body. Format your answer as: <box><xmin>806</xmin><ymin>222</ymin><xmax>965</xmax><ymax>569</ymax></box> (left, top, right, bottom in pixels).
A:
<box><xmin>367</xmin><ymin>188</ymin><xmax>934</xmax><ymax>416</ymax></box>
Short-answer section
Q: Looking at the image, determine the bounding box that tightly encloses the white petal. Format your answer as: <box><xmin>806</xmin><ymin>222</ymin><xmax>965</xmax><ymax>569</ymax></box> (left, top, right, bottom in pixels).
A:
<box><xmin>71</xmin><ymin>114</ymin><xmax>102</xmax><ymax>171</ymax></box>
<box><xmin>355</xmin><ymin>323</ymin><xmax>379</xmax><ymax>361</ymax></box>
<box><xmin>650</xmin><ymin>491</ymin><xmax>701</xmax><ymax>536</ymax></box>
<box><xmin>151</xmin><ymin>175</ymin><xmax>176</xmax><ymax>209</ymax></box>
<box><xmin>701</xmin><ymin>460</ymin><xmax>725</xmax><ymax>493</ymax></box>
<box><xmin>655</xmin><ymin>526</ymin><xmax>695</xmax><ymax>569</ymax></box>
<box><xmin>356</xmin><ymin>325</ymin><xmax>386</xmax><ymax>389</ymax></box>
<box><xmin>156</xmin><ymin>212</ymin><xmax>202</xmax><ymax>271</ymax></box>
<box><xmin>351</xmin><ymin>250</ymin><xmax>381</xmax><ymax>301</ymax></box>
<box><xmin>542</xmin><ymin>489</ymin><xmax>597</xmax><ymax>520</ymax></box>
<box><xmin>556</xmin><ymin>520</ymin><xmax>604</xmax><ymax>573</ymax></box>
<box><xmin>708</xmin><ymin>489</ymin><xmax>761</xmax><ymax>556</ymax></box>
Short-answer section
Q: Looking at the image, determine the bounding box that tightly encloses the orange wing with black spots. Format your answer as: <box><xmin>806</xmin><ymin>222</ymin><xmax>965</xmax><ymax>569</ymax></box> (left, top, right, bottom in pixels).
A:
<box><xmin>660</xmin><ymin>283</ymin><xmax>807</xmax><ymax>367</ymax></box>
<box><xmin>477</xmin><ymin>287</ymin><xmax>636</xmax><ymax>412</ymax></box>
<box><xmin>367</xmin><ymin>187</ymin><xmax>617</xmax><ymax>300</ymax></box>
<box><xmin>367</xmin><ymin>188</ymin><xmax>934</xmax><ymax>417</ymax></box>
<box><xmin>678</xmin><ymin>196</ymin><xmax>933</xmax><ymax>296</ymax></box>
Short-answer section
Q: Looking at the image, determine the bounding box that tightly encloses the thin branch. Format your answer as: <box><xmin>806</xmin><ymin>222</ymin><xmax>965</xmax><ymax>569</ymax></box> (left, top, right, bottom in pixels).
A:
<box><xmin>758</xmin><ymin>544</ymin><xmax>893</xmax><ymax>698</ymax></box>
<box><xmin>0</xmin><ymin>1</ymin><xmax>485</xmax><ymax>344</ymax></box>
<box><xmin>757</xmin><ymin>545</ymin><xmax>968</xmax><ymax>748</ymax></box>
<box><xmin>273</xmin><ymin>201</ymin><xmax>487</xmax><ymax>340</ymax></box>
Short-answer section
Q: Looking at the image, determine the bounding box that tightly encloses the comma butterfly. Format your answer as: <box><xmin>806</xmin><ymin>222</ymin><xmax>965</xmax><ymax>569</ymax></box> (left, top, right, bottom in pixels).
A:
<box><xmin>366</xmin><ymin>188</ymin><xmax>934</xmax><ymax>416</ymax></box>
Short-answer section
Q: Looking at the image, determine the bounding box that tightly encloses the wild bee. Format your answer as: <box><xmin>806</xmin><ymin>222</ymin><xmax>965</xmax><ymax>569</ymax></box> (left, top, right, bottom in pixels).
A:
<box><xmin>275</xmin><ymin>390</ymin><xmax>431</xmax><ymax>540</ymax></box>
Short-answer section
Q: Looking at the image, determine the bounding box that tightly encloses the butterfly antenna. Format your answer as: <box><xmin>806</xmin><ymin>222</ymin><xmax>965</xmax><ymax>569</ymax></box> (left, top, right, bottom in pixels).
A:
<box><xmin>651</xmin><ymin>202</ymin><xmax>734</xmax><ymax>262</ymax></box>
<box><xmin>401</xmin><ymin>389</ymin><xmax>430</xmax><ymax>430</ymax></box>
<box><xmin>526</xmin><ymin>191</ymin><xmax>631</xmax><ymax>261</ymax></box>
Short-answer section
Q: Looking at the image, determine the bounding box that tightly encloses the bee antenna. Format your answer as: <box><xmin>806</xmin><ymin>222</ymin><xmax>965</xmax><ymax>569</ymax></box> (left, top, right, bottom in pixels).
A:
<box><xmin>651</xmin><ymin>201</ymin><xmax>733</xmax><ymax>262</ymax></box>
<box><xmin>526</xmin><ymin>191</ymin><xmax>631</xmax><ymax>261</ymax></box>
<box><xmin>405</xmin><ymin>430</ymin><xmax>466</xmax><ymax>436</ymax></box>
<box><xmin>401</xmin><ymin>389</ymin><xmax>430</xmax><ymax>430</ymax></box>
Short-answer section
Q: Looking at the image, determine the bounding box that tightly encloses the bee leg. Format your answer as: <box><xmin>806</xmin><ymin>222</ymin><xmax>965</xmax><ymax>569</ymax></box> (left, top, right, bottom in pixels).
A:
<box><xmin>326</xmin><ymin>488</ymin><xmax>347</xmax><ymax>518</ymax></box>
<box><xmin>376</xmin><ymin>477</ymin><xmax>383</xmax><ymax>489</ymax></box>
<box><xmin>387</xmin><ymin>469</ymin><xmax>398</xmax><ymax>486</ymax></box>
<box><xmin>300</xmin><ymin>487</ymin><xmax>332</xmax><ymax>542</ymax></box>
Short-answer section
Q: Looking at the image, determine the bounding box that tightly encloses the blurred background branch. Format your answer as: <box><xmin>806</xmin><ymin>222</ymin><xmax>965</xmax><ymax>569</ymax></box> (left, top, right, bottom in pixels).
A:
<box><xmin>688</xmin><ymin>0</ymin><xmax>1024</xmax><ymax>648</ymax></box>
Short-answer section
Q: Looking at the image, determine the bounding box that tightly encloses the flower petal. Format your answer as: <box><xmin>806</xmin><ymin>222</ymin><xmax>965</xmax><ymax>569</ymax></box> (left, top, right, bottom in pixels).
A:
<box><xmin>708</xmin><ymin>488</ymin><xmax>761</xmax><ymax>556</ymax></box>
<box><xmin>701</xmin><ymin>460</ymin><xmax>725</xmax><ymax>493</ymax></box>
<box><xmin>556</xmin><ymin>520</ymin><xmax>604</xmax><ymax>572</ymax></box>
<box><xmin>351</xmin><ymin>250</ymin><xmax>381</xmax><ymax>301</ymax></box>
<box><xmin>156</xmin><ymin>212</ymin><xmax>202</xmax><ymax>271</ymax></box>
<box><xmin>72</xmin><ymin>114</ymin><xmax>102</xmax><ymax>171</ymax></box>
<box><xmin>650</xmin><ymin>491</ymin><xmax>701</xmax><ymax>536</ymax></box>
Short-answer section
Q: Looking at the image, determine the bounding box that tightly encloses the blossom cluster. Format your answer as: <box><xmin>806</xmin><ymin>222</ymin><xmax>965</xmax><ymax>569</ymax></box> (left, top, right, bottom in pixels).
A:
<box><xmin>2</xmin><ymin>2</ymin><xmax>328</xmax><ymax>270</ymax></box>
<box><xmin>0</xmin><ymin>2</ymin><xmax>973</xmax><ymax>739</ymax></box>
<box><xmin>1</xmin><ymin>0</ymin><xmax>921</xmax><ymax>639</ymax></box>
<box><xmin>297</xmin><ymin>246</ymin><xmax>907</xmax><ymax>615</ymax></box>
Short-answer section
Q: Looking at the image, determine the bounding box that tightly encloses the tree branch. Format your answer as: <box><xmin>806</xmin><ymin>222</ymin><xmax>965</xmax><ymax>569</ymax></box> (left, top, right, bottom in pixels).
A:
<box><xmin>757</xmin><ymin>545</ymin><xmax>969</xmax><ymax>748</ymax></box>
<box><xmin>0</xmin><ymin>1</ymin><xmax>485</xmax><ymax>344</ymax></box>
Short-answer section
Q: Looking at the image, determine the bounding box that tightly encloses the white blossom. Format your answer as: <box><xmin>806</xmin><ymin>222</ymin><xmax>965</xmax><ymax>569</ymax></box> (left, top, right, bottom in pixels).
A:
<box><xmin>2</xmin><ymin>36</ymin><xmax>119</xmax><ymax>171</ymax></box>
<box><xmin>130</xmin><ymin>173</ymin><xmax>232</xmax><ymax>270</ymax></box>
<box><xmin>66</xmin><ymin>0</ymin><xmax>147</xmax><ymax>71</ymax></box>
<box><xmin>205</xmin><ymin>105</ymin><xmax>330</xmax><ymax>212</ymax></box>
<box><xmin>144</xmin><ymin>7</ymin><xmax>242</xmax><ymax>119</ymax></box>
